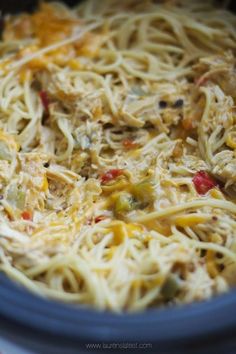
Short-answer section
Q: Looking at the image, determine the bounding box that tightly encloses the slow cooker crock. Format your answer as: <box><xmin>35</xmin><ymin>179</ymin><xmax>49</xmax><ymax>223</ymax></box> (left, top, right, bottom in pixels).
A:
<box><xmin>0</xmin><ymin>1</ymin><xmax>236</xmax><ymax>353</ymax></box>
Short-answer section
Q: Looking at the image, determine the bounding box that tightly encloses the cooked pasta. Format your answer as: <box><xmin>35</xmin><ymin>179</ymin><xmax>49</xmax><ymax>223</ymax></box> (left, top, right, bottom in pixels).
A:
<box><xmin>0</xmin><ymin>0</ymin><xmax>236</xmax><ymax>312</ymax></box>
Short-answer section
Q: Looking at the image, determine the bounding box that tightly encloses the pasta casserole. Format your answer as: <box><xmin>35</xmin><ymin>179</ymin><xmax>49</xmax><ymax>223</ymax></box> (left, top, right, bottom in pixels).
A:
<box><xmin>0</xmin><ymin>0</ymin><xmax>236</xmax><ymax>312</ymax></box>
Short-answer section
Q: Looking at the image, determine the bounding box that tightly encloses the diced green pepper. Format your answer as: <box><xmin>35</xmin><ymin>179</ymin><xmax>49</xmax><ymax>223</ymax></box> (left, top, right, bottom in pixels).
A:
<box><xmin>132</xmin><ymin>181</ymin><xmax>155</xmax><ymax>204</ymax></box>
<box><xmin>161</xmin><ymin>275</ymin><xmax>180</xmax><ymax>300</ymax></box>
<box><xmin>16</xmin><ymin>190</ymin><xmax>26</xmax><ymax>209</ymax></box>
<box><xmin>114</xmin><ymin>193</ymin><xmax>135</xmax><ymax>216</ymax></box>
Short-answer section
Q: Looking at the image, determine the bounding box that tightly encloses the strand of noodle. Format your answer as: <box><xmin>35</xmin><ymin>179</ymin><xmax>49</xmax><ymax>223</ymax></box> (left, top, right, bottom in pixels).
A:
<box><xmin>62</xmin><ymin>267</ymin><xmax>80</xmax><ymax>292</ymax></box>
<box><xmin>171</xmin><ymin>226</ymin><xmax>236</xmax><ymax>261</ymax></box>
<box><xmin>0</xmin><ymin>223</ymin><xmax>29</xmax><ymax>243</ymax></box>
<box><xmin>103</xmin><ymin>75</ymin><xmax>118</xmax><ymax>116</ymax></box>
<box><xmin>18</xmin><ymin>79</ymin><xmax>43</xmax><ymax>148</ymax></box>
<box><xmin>93</xmin><ymin>234</ymin><xmax>114</xmax><ymax>260</ymax></box>
<box><xmin>91</xmin><ymin>49</ymin><xmax>123</xmax><ymax>73</ymax></box>
<box><xmin>140</xmin><ymin>43</ymin><xmax>184</xmax><ymax>54</ymax></box>
<box><xmin>184</xmin><ymin>227</ymin><xmax>200</xmax><ymax>241</ymax></box>
<box><xmin>130</xmin><ymin>199</ymin><xmax>236</xmax><ymax>223</ymax></box>
<box><xmin>56</xmin><ymin>117</ymin><xmax>74</xmax><ymax>161</ymax></box>
<box><xmin>0</xmin><ymin>264</ymin><xmax>42</xmax><ymax>294</ymax></box>
<box><xmin>34</xmin><ymin>284</ymin><xmax>88</xmax><ymax>302</ymax></box>
<box><xmin>0</xmin><ymin>71</ymin><xmax>18</xmax><ymax>111</ymax></box>
<box><xmin>122</xmin><ymin>59</ymin><xmax>192</xmax><ymax>81</ymax></box>
<box><xmin>198</xmin><ymin>87</ymin><xmax>213</xmax><ymax>163</ymax></box>
<box><xmin>209</xmin><ymin>127</ymin><xmax>227</xmax><ymax>154</ymax></box>
<box><xmin>1</xmin><ymin>81</ymin><xmax>23</xmax><ymax>112</ymax></box>
<box><xmin>98</xmin><ymin>276</ymin><xmax>119</xmax><ymax>311</ymax></box>
<box><xmin>130</xmin><ymin>287</ymin><xmax>161</xmax><ymax>311</ymax></box>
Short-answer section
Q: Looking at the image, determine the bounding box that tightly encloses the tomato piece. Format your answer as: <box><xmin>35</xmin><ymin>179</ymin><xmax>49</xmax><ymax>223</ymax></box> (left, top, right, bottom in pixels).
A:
<box><xmin>122</xmin><ymin>139</ymin><xmax>138</xmax><ymax>150</ymax></box>
<box><xmin>193</xmin><ymin>171</ymin><xmax>217</xmax><ymax>195</ymax></box>
<box><xmin>100</xmin><ymin>169</ymin><xmax>124</xmax><ymax>184</ymax></box>
<box><xmin>21</xmin><ymin>211</ymin><xmax>32</xmax><ymax>220</ymax></box>
<box><xmin>95</xmin><ymin>215</ymin><xmax>107</xmax><ymax>223</ymax></box>
<box><xmin>87</xmin><ymin>215</ymin><xmax>107</xmax><ymax>225</ymax></box>
<box><xmin>39</xmin><ymin>91</ymin><xmax>49</xmax><ymax>112</ymax></box>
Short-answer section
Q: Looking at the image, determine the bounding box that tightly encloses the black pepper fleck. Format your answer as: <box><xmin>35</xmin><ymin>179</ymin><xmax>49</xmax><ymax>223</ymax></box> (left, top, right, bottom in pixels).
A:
<box><xmin>44</xmin><ymin>162</ymin><xmax>50</xmax><ymax>168</ymax></box>
<box><xmin>173</xmin><ymin>99</ymin><xmax>184</xmax><ymax>109</ymax></box>
<box><xmin>159</xmin><ymin>100</ymin><xmax>168</xmax><ymax>109</ymax></box>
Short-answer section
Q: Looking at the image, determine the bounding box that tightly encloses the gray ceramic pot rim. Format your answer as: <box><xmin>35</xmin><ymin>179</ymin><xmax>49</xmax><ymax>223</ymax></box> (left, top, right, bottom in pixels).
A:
<box><xmin>0</xmin><ymin>274</ymin><xmax>236</xmax><ymax>345</ymax></box>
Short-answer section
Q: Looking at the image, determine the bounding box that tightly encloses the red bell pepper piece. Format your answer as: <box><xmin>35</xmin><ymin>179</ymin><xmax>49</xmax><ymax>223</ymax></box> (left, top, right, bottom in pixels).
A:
<box><xmin>193</xmin><ymin>171</ymin><xmax>217</xmax><ymax>195</ymax></box>
<box><xmin>39</xmin><ymin>91</ymin><xmax>49</xmax><ymax>113</ymax></box>
<box><xmin>100</xmin><ymin>169</ymin><xmax>124</xmax><ymax>184</ymax></box>
<box><xmin>122</xmin><ymin>139</ymin><xmax>138</xmax><ymax>150</ymax></box>
<box><xmin>21</xmin><ymin>211</ymin><xmax>32</xmax><ymax>221</ymax></box>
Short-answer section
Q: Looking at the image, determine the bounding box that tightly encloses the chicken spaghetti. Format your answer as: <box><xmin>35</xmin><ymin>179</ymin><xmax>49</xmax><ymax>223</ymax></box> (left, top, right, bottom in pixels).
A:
<box><xmin>0</xmin><ymin>0</ymin><xmax>236</xmax><ymax>311</ymax></box>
